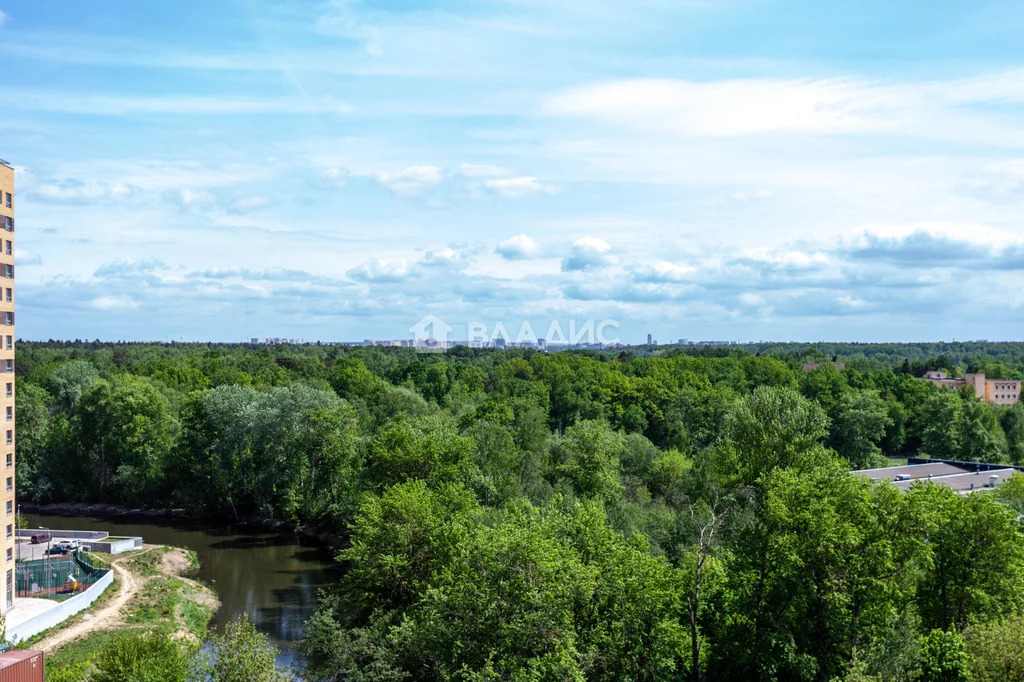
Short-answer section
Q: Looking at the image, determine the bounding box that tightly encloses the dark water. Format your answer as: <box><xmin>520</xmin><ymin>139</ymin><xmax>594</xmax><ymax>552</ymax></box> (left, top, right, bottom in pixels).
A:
<box><xmin>24</xmin><ymin>512</ymin><xmax>341</xmax><ymax>670</ymax></box>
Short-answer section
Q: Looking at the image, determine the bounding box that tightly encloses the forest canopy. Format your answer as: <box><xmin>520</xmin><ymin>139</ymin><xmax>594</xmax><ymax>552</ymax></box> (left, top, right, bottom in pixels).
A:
<box><xmin>14</xmin><ymin>340</ymin><xmax>1024</xmax><ymax>681</ymax></box>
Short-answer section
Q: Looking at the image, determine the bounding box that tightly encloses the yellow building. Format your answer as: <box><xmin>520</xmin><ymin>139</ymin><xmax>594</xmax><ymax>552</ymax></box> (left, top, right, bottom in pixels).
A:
<box><xmin>0</xmin><ymin>160</ymin><xmax>14</xmax><ymax>613</ymax></box>
<box><xmin>921</xmin><ymin>371</ymin><xmax>1020</xmax><ymax>406</ymax></box>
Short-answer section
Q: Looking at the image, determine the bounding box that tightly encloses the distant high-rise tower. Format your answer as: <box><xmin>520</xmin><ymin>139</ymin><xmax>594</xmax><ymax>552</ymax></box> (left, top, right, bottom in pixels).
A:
<box><xmin>0</xmin><ymin>160</ymin><xmax>14</xmax><ymax>613</ymax></box>
<box><xmin>646</xmin><ymin>333</ymin><xmax>652</xmax><ymax>345</ymax></box>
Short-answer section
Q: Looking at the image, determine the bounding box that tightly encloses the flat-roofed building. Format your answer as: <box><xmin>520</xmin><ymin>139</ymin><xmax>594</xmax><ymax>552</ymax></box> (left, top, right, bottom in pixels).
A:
<box><xmin>802</xmin><ymin>361</ymin><xmax>846</xmax><ymax>372</ymax></box>
<box><xmin>0</xmin><ymin>159</ymin><xmax>14</xmax><ymax>615</ymax></box>
<box><xmin>856</xmin><ymin>457</ymin><xmax>1022</xmax><ymax>494</ymax></box>
<box><xmin>919</xmin><ymin>371</ymin><xmax>1020</xmax><ymax>405</ymax></box>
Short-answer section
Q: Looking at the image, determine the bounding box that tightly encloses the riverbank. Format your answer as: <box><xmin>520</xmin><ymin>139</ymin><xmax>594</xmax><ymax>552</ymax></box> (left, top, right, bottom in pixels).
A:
<box><xmin>20</xmin><ymin>502</ymin><xmax>346</xmax><ymax>549</ymax></box>
<box><xmin>25</xmin><ymin>545</ymin><xmax>219</xmax><ymax>681</ymax></box>
<box><xmin>25</xmin><ymin>511</ymin><xmax>342</xmax><ymax>670</ymax></box>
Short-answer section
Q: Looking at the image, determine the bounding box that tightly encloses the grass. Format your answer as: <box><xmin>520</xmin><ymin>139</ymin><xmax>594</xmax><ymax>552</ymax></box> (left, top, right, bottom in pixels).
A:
<box><xmin>121</xmin><ymin>546</ymin><xmax>171</xmax><ymax>577</ymax></box>
<box><xmin>33</xmin><ymin>546</ymin><xmax>217</xmax><ymax>682</ymax></box>
<box><xmin>124</xmin><ymin>575</ymin><xmax>211</xmax><ymax>640</ymax></box>
<box><xmin>44</xmin><ymin>629</ymin><xmax>123</xmax><ymax>675</ymax></box>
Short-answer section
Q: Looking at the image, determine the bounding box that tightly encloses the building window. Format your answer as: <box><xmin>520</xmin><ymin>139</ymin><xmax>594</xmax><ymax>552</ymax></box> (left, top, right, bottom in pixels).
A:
<box><xmin>5</xmin><ymin>548</ymin><xmax>10</xmax><ymax>563</ymax></box>
<box><xmin>4</xmin><ymin>383</ymin><xmax>9</xmax><ymax>397</ymax></box>
<box><xmin>6</xmin><ymin>501</ymin><xmax>12</xmax><ymax>515</ymax></box>
<box><xmin>5</xmin><ymin>431</ymin><xmax>11</xmax><ymax>445</ymax></box>
<box><xmin>3</xmin><ymin>241</ymin><xmax>9</xmax><ymax>256</ymax></box>
<box><xmin>5</xmin><ymin>478</ymin><xmax>10</xmax><ymax>491</ymax></box>
<box><xmin>6</xmin><ymin>569</ymin><xmax>12</xmax><ymax>608</ymax></box>
<box><xmin>4</xmin><ymin>454</ymin><xmax>10</xmax><ymax>468</ymax></box>
<box><xmin>5</xmin><ymin>336</ymin><xmax>11</xmax><ymax>350</ymax></box>
<box><xmin>5</xmin><ymin>406</ymin><xmax>11</xmax><ymax>421</ymax></box>
<box><xmin>3</xmin><ymin>193</ymin><xmax>9</xmax><ymax>208</ymax></box>
<box><xmin>3</xmin><ymin>217</ymin><xmax>10</xmax><ymax>231</ymax></box>
<box><xmin>3</xmin><ymin>265</ymin><xmax>11</xmax><ymax>279</ymax></box>
<box><xmin>5</xmin><ymin>289</ymin><xmax>10</xmax><ymax>302</ymax></box>
<box><xmin>3</xmin><ymin>525</ymin><xmax>9</xmax><ymax>539</ymax></box>
<box><xmin>4</xmin><ymin>360</ymin><xmax>11</xmax><ymax>373</ymax></box>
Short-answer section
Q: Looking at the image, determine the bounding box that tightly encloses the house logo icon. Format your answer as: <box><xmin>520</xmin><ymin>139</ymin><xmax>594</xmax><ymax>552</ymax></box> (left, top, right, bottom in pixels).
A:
<box><xmin>409</xmin><ymin>314</ymin><xmax>454</xmax><ymax>351</ymax></box>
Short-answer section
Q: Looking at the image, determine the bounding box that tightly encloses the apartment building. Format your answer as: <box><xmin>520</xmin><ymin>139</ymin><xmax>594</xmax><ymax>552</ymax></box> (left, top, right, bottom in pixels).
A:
<box><xmin>921</xmin><ymin>371</ymin><xmax>1020</xmax><ymax>406</ymax></box>
<box><xmin>0</xmin><ymin>160</ymin><xmax>14</xmax><ymax>614</ymax></box>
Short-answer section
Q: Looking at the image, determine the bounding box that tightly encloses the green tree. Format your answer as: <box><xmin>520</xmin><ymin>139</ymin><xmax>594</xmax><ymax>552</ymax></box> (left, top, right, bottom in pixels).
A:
<box><xmin>45</xmin><ymin>359</ymin><xmax>99</xmax><ymax>410</ymax></box>
<box><xmin>340</xmin><ymin>480</ymin><xmax>478</xmax><ymax>612</ymax></box>
<box><xmin>918</xmin><ymin>391</ymin><xmax>963</xmax><ymax>460</ymax></box>
<box><xmin>549</xmin><ymin>419</ymin><xmax>625</xmax><ymax>501</ymax></box>
<box><xmin>207</xmin><ymin>613</ymin><xmax>282</xmax><ymax>682</ymax></box>
<box><xmin>724</xmin><ymin>386</ymin><xmax>829</xmax><ymax>486</ymax></box>
<box><xmin>918</xmin><ymin>629</ymin><xmax>970</xmax><ymax>682</ymax></box>
<box><xmin>92</xmin><ymin>630</ymin><xmax>192</xmax><ymax>682</ymax></box>
<box><xmin>14</xmin><ymin>382</ymin><xmax>50</xmax><ymax>501</ymax></box>
<box><xmin>831</xmin><ymin>391</ymin><xmax>893</xmax><ymax>469</ymax></box>
<box><xmin>965</xmin><ymin>617</ymin><xmax>1024</xmax><ymax>682</ymax></box>
<box><xmin>75</xmin><ymin>377</ymin><xmax>179</xmax><ymax>504</ymax></box>
<box><xmin>910</xmin><ymin>483</ymin><xmax>1024</xmax><ymax>630</ymax></box>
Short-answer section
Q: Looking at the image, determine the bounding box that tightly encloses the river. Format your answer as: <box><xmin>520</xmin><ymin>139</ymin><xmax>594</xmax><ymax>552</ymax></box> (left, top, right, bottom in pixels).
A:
<box><xmin>24</xmin><ymin>512</ymin><xmax>342</xmax><ymax>670</ymax></box>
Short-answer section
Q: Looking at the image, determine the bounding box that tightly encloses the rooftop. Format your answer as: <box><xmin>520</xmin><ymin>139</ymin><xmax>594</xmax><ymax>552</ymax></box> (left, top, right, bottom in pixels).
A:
<box><xmin>856</xmin><ymin>457</ymin><xmax>1024</xmax><ymax>493</ymax></box>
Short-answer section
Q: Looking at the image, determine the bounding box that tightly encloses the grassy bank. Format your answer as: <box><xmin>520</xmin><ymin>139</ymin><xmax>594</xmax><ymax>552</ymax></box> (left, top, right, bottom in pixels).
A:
<box><xmin>24</xmin><ymin>545</ymin><xmax>219</xmax><ymax>681</ymax></box>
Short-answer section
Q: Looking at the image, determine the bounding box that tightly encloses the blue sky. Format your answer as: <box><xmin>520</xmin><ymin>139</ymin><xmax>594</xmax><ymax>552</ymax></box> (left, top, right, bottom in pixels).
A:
<box><xmin>4</xmin><ymin>0</ymin><xmax>1024</xmax><ymax>343</ymax></box>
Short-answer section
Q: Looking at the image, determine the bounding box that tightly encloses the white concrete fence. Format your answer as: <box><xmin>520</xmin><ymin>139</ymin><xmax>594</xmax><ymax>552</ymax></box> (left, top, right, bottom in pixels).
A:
<box><xmin>7</xmin><ymin>568</ymin><xmax>114</xmax><ymax>643</ymax></box>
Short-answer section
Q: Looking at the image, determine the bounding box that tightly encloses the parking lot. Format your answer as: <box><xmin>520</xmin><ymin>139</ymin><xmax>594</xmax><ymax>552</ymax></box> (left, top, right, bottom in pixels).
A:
<box><xmin>17</xmin><ymin>537</ymin><xmax>83</xmax><ymax>561</ymax></box>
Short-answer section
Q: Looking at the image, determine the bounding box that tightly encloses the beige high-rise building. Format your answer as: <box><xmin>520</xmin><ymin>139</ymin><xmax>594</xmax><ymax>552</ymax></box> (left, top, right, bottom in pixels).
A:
<box><xmin>0</xmin><ymin>160</ymin><xmax>14</xmax><ymax>613</ymax></box>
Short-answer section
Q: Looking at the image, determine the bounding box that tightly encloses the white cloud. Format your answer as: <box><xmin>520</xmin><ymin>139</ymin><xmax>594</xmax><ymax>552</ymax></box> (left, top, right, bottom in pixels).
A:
<box><xmin>88</xmin><ymin>295</ymin><xmax>140</xmax><ymax>311</ymax></box>
<box><xmin>483</xmin><ymin>176</ymin><xmax>555</xmax><ymax>197</ymax></box>
<box><xmin>31</xmin><ymin>180</ymin><xmax>135</xmax><ymax>204</ymax></box>
<box><xmin>164</xmin><ymin>188</ymin><xmax>216</xmax><ymax>208</ymax></box>
<box><xmin>496</xmin><ymin>234</ymin><xmax>542</xmax><ymax>260</ymax></box>
<box><xmin>545</xmin><ymin>77</ymin><xmax>894</xmax><ymax>136</ymax></box>
<box><xmin>631</xmin><ymin>261</ymin><xmax>695</xmax><ymax>282</ymax></box>
<box><xmin>420</xmin><ymin>247</ymin><xmax>464</xmax><ymax>267</ymax></box>
<box><xmin>228</xmin><ymin>195</ymin><xmax>270</xmax><ymax>213</ymax></box>
<box><xmin>562</xmin><ymin>236</ymin><xmax>615</xmax><ymax>271</ymax></box>
<box><xmin>371</xmin><ymin>165</ymin><xmax>443</xmax><ymax>195</ymax></box>
<box><xmin>0</xmin><ymin>10</ymin><xmax>8</xmax><ymax>28</ymax></box>
<box><xmin>460</xmin><ymin>163</ymin><xmax>510</xmax><ymax>178</ymax></box>
<box><xmin>318</xmin><ymin>167</ymin><xmax>350</xmax><ymax>187</ymax></box>
<box><xmin>543</xmin><ymin>72</ymin><xmax>1024</xmax><ymax>145</ymax></box>
<box><xmin>347</xmin><ymin>258</ymin><xmax>411</xmax><ymax>282</ymax></box>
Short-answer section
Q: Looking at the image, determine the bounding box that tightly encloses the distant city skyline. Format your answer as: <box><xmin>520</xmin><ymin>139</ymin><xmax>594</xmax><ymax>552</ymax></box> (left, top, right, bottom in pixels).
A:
<box><xmin>4</xmin><ymin>1</ymin><xmax>1024</xmax><ymax>341</ymax></box>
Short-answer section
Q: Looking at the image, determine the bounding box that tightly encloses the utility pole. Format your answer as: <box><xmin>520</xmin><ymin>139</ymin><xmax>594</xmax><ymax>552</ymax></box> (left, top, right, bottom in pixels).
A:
<box><xmin>39</xmin><ymin>526</ymin><xmax>50</xmax><ymax>595</ymax></box>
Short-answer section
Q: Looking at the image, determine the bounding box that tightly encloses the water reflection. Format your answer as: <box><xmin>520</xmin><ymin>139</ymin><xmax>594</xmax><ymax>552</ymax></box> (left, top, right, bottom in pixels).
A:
<box><xmin>25</xmin><ymin>512</ymin><xmax>342</xmax><ymax>669</ymax></box>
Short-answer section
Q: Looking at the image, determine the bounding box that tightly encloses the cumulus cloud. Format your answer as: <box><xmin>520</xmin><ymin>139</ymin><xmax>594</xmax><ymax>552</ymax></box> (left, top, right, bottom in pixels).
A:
<box><xmin>371</xmin><ymin>166</ymin><xmax>443</xmax><ymax>195</ymax></box>
<box><xmin>496</xmin><ymin>234</ymin><xmax>542</xmax><ymax>260</ymax></box>
<box><xmin>483</xmin><ymin>176</ymin><xmax>556</xmax><ymax>197</ymax></box>
<box><xmin>420</xmin><ymin>247</ymin><xmax>466</xmax><ymax>267</ymax></box>
<box><xmin>347</xmin><ymin>258</ymin><xmax>411</xmax><ymax>282</ymax></box>
<box><xmin>630</xmin><ymin>261</ymin><xmax>695</xmax><ymax>283</ymax></box>
<box><xmin>562</xmin><ymin>237</ymin><xmax>615</xmax><ymax>271</ymax></box>
<box><xmin>841</xmin><ymin>222</ymin><xmax>1024</xmax><ymax>267</ymax></box>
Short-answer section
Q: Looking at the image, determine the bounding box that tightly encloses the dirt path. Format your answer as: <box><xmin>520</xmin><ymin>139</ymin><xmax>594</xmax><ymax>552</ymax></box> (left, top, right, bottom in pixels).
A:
<box><xmin>33</xmin><ymin>545</ymin><xmax>216</xmax><ymax>652</ymax></box>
